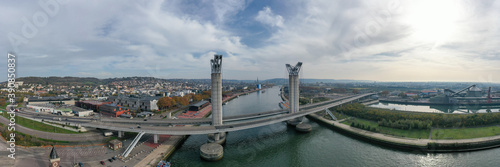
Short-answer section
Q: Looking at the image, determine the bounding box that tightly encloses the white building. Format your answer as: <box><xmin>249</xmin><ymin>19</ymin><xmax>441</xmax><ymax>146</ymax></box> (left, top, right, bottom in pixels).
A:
<box><xmin>73</xmin><ymin>110</ymin><xmax>94</xmax><ymax>117</ymax></box>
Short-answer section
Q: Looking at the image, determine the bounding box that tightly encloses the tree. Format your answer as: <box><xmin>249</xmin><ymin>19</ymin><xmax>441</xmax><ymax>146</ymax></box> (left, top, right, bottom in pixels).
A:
<box><xmin>352</xmin><ymin>89</ymin><xmax>360</xmax><ymax>94</ymax></box>
<box><xmin>380</xmin><ymin>90</ymin><xmax>390</xmax><ymax>97</ymax></box>
<box><xmin>157</xmin><ymin>97</ymin><xmax>168</xmax><ymax>109</ymax></box>
<box><xmin>0</xmin><ymin>98</ymin><xmax>6</xmax><ymax>107</ymax></box>
<box><xmin>202</xmin><ymin>91</ymin><xmax>211</xmax><ymax>97</ymax></box>
<box><xmin>193</xmin><ymin>94</ymin><xmax>203</xmax><ymax>101</ymax></box>
<box><xmin>398</xmin><ymin>92</ymin><xmax>407</xmax><ymax>98</ymax></box>
<box><xmin>178</xmin><ymin>97</ymin><xmax>189</xmax><ymax>106</ymax></box>
<box><xmin>411</xmin><ymin>95</ymin><xmax>419</xmax><ymax>101</ymax></box>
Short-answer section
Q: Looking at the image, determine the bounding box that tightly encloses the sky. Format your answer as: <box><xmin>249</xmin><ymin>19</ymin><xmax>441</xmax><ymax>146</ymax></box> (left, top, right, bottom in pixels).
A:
<box><xmin>1</xmin><ymin>0</ymin><xmax>500</xmax><ymax>82</ymax></box>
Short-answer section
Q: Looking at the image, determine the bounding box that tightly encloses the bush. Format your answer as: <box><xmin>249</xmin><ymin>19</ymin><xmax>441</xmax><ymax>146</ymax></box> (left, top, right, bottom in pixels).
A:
<box><xmin>335</xmin><ymin>103</ymin><xmax>500</xmax><ymax>128</ymax></box>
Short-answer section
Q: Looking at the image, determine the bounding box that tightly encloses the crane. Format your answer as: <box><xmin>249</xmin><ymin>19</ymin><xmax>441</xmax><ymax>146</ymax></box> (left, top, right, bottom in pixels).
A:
<box><xmin>488</xmin><ymin>87</ymin><xmax>492</xmax><ymax>103</ymax></box>
<box><xmin>450</xmin><ymin>85</ymin><xmax>476</xmax><ymax>97</ymax></box>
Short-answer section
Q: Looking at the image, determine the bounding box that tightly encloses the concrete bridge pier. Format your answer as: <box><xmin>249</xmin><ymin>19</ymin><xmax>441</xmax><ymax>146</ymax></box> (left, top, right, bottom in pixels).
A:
<box><xmin>200</xmin><ymin>143</ymin><xmax>223</xmax><ymax>161</ymax></box>
<box><xmin>287</xmin><ymin>117</ymin><xmax>303</xmax><ymax>126</ymax></box>
<box><xmin>167</xmin><ymin>112</ymin><xmax>172</xmax><ymax>119</ymax></box>
<box><xmin>295</xmin><ymin>122</ymin><xmax>312</xmax><ymax>133</ymax></box>
<box><xmin>208</xmin><ymin>132</ymin><xmax>226</xmax><ymax>145</ymax></box>
<box><xmin>118</xmin><ymin>131</ymin><xmax>124</xmax><ymax>138</ymax></box>
<box><xmin>154</xmin><ymin>134</ymin><xmax>159</xmax><ymax>144</ymax></box>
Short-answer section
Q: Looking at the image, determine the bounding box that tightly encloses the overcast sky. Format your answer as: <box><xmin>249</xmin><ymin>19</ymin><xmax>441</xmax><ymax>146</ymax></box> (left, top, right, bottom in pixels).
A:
<box><xmin>1</xmin><ymin>0</ymin><xmax>499</xmax><ymax>82</ymax></box>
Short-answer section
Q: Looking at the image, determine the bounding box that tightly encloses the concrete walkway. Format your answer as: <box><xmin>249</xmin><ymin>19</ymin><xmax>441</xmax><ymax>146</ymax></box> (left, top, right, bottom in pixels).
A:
<box><xmin>134</xmin><ymin>135</ymin><xmax>185</xmax><ymax>167</ymax></box>
<box><xmin>308</xmin><ymin>113</ymin><xmax>500</xmax><ymax>151</ymax></box>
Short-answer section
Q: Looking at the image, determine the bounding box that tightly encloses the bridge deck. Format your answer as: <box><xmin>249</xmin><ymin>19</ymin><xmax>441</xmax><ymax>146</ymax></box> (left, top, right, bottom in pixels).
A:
<box><xmin>79</xmin><ymin>93</ymin><xmax>374</xmax><ymax>135</ymax></box>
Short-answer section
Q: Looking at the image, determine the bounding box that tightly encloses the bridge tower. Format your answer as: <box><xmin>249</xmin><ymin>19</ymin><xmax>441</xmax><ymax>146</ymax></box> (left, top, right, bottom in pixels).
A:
<box><xmin>201</xmin><ymin>55</ymin><xmax>225</xmax><ymax>161</ymax></box>
<box><xmin>209</xmin><ymin>55</ymin><xmax>226</xmax><ymax>143</ymax></box>
<box><xmin>211</xmin><ymin>55</ymin><xmax>223</xmax><ymax>128</ymax></box>
<box><xmin>286</xmin><ymin>62</ymin><xmax>303</xmax><ymax>126</ymax></box>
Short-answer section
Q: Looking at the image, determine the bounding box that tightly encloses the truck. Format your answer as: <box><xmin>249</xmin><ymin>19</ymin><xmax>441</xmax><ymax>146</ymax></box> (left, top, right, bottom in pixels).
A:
<box><xmin>103</xmin><ymin>131</ymin><xmax>113</xmax><ymax>137</ymax></box>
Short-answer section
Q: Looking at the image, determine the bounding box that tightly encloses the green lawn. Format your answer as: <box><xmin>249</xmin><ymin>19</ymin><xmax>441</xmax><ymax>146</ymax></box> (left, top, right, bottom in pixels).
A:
<box><xmin>323</xmin><ymin>111</ymin><xmax>349</xmax><ymax>120</ymax></box>
<box><xmin>343</xmin><ymin>118</ymin><xmax>430</xmax><ymax>139</ymax></box>
<box><xmin>432</xmin><ymin>126</ymin><xmax>500</xmax><ymax>139</ymax></box>
<box><xmin>1</xmin><ymin>111</ymin><xmax>79</xmax><ymax>134</ymax></box>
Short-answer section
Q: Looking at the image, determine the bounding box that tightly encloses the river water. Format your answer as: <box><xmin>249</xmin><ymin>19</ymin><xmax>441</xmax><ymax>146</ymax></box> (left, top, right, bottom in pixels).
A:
<box><xmin>169</xmin><ymin>87</ymin><xmax>500</xmax><ymax>166</ymax></box>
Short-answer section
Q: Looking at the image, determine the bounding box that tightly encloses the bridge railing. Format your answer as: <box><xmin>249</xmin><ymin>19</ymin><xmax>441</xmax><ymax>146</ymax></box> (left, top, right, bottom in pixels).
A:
<box><xmin>122</xmin><ymin>131</ymin><xmax>145</xmax><ymax>158</ymax></box>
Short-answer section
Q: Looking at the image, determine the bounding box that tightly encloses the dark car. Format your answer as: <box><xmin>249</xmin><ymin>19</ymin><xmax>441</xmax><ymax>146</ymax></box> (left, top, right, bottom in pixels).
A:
<box><xmin>100</xmin><ymin>161</ymin><xmax>105</xmax><ymax>165</ymax></box>
<box><xmin>112</xmin><ymin>156</ymin><xmax>116</xmax><ymax>160</ymax></box>
<box><xmin>144</xmin><ymin>119</ymin><xmax>147</xmax><ymax>121</ymax></box>
<box><xmin>79</xmin><ymin>162</ymin><xmax>83</xmax><ymax>167</ymax></box>
<box><xmin>108</xmin><ymin>158</ymin><xmax>113</xmax><ymax>162</ymax></box>
<box><xmin>137</xmin><ymin>126</ymin><xmax>141</xmax><ymax>128</ymax></box>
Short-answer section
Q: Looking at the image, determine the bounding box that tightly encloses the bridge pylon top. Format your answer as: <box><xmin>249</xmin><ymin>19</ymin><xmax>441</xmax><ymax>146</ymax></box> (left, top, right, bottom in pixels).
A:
<box><xmin>286</xmin><ymin>62</ymin><xmax>302</xmax><ymax>75</ymax></box>
<box><xmin>211</xmin><ymin>55</ymin><xmax>223</xmax><ymax>74</ymax></box>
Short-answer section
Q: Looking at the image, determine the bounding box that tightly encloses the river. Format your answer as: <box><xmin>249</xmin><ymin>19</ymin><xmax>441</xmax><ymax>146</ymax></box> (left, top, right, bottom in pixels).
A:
<box><xmin>168</xmin><ymin>86</ymin><xmax>500</xmax><ymax>166</ymax></box>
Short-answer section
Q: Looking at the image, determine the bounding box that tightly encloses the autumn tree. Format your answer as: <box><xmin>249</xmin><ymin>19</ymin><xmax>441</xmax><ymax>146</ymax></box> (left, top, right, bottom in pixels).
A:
<box><xmin>0</xmin><ymin>98</ymin><xmax>6</xmax><ymax>107</ymax></box>
<box><xmin>380</xmin><ymin>90</ymin><xmax>390</xmax><ymax>97</ymax></box>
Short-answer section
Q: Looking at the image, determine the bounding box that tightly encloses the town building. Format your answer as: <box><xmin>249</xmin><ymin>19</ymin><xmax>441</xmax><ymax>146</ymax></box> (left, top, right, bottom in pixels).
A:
<box><xmin>27</xmin><ymin>96</ymin><xmax>75</xmax><ymax>105</ymax></box>
<box><xmin>73</xmin><ymin>109</ymin><xmax>94</xmax><ymax>117</ymax></box>
<box><xmin>188</xmin><ymin>100</ymin><xmax>210</xmax><ymax>111</ymax></box>
<box><xmin>27</xmin><ymin>104</ymin><xmax>55</xmax><ymax>113</ymax></box>
<box><xmin>75</xmin><ymin>100</ymin><xmax>113</xmax><ymax>112</ymax></box>
<box><xmin>136</xmin><ymin>111</ymin><xmax>155</xmax><ymax>118</ymax></box>
<box><xmin>108</xmin><ymin>139</ymin><xmax>123</xmax><ymax>150</ymax></box>
<box><xmin>99</xmin><ymin>103</ymin><xmax>130</xmax><ymax>117</ymax></box>
<box><xmin>108</xmin><ymin>96</ymin><xmax>159</xmax><ymax>111</ymax></box>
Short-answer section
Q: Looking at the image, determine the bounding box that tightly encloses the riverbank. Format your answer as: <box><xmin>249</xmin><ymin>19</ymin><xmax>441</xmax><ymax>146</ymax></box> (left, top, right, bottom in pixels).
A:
<box><xmin>307</xmin><ymin>113</ymin><xmax>500</xmax><ymax>152</ymax></box>
<box><xmin>134</xmin><ymin>135</ymin><xmax>187</xmax><ymax>167</ymax></box>
<box><xmin>380</xmin><ymin>99</ymin><xmax>500</xmax><ymax>106</ymax></box>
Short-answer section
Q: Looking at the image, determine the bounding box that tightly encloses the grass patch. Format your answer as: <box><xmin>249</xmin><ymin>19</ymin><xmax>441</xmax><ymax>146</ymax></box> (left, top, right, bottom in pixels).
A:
<box><xmin>1</xmin><ymin>110</ymin><xmax>79</xmax><ymax>134</ymax></box>
<box><xmin>323</xmin><ymin>111</ymin><xmax>349</xmax><ymax>120</ymax></box>
<box><xmin>15</xmin><ymin>115</ymin><xmax>79</xmax><ymax>134</ymax></box>
<box><xmin>343</xmin><ymin>118</ymin><xmax>430</xmax><ymax>139</ymax></box>
<box><xmin>432</xmin><ymin>126</ymin><xmax>500</xmax><ymax>139</ymax></box>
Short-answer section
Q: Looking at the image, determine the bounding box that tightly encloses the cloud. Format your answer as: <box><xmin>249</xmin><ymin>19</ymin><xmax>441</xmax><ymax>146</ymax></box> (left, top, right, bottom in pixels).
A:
<box><xmin>1</xmin><ymin>0</ymin><xmax>500</xmax><ymax>82</ymax></box>
<box><xmin>255</xmin><ymin>7</ymin><xmax>284</xmax><ymax>27</ymax></box>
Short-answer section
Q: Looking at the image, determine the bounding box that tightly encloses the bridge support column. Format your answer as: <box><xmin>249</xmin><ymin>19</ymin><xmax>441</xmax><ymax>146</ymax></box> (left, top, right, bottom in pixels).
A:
<box><xmin>208</xmin><ymin>55</ymin><xmax>226</xmax><ymax>147</ymax></box>
<box><xmin>208</xmin><ymin>132</ymin><xmax>226</xmax><ymax>145</ymax></box>
<box><xmin>118</xmin><ymin>131</ymin><xmax>124</xmax><ymax>138</ymax></box>
<box><xmin>154</xmin><ymin>134</ymin><xmax>159</xmax><ymax>144</ymax></box>
<box><xmin>211</xmin><ymin>55</ymin><xmax>223</xmax><ymax>126</ymax></box>
<box><xmin>286</xmin><ymin>62</ymin><xmax>303</xmax><ymax>126</ymax></box>
<box><xmin>167</xmin><ymin>112</ymin><xmax>172</xmax><ymax>119</ymax></box>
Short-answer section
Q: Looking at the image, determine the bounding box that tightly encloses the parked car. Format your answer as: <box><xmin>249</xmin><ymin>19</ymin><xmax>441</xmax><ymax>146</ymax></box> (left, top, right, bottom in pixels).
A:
<box><xmin>108</xmin><ymin>158</ymin><xmax>113</xmax><ymax>162</ymax></box>
<box><xmin>100</xmin><ymin>161</ymin><xmax>105</xmax><ymax>165</ymax></box>
<box><xmin>79</xmin><ymin>162</ymin><xmax>83</xmax><ymax>167</ymax></box>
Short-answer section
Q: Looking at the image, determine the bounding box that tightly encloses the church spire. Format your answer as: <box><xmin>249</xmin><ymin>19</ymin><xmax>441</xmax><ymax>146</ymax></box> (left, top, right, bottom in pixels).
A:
<box><xmin>50</xmin><ymin>146</ymin><xmax>59</xmax><ymax>159</ymax></box>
